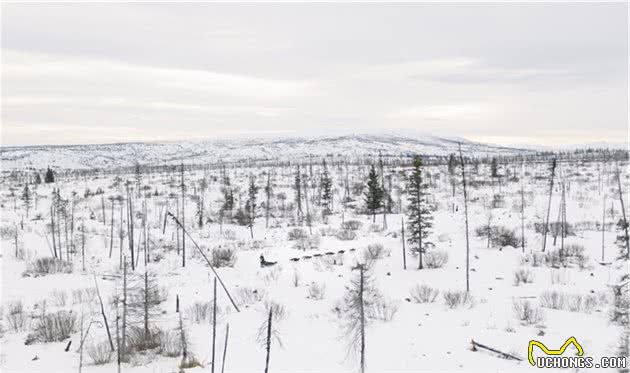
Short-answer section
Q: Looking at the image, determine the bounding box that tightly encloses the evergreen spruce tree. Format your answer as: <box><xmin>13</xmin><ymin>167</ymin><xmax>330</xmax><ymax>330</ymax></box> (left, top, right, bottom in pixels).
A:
<box><xmin>364</xmin><ymin>165</ymin><xmax>383</xmax><ymax>222</ymax></box>
<box><xmin>490</xmin><ymin>157</ymin><xmax>499</xmax><ymax>178</ymax></box>
<box><xmin>22</xmin><ymin>184</ymin><xmax>32</xmax><ymax>218</ymax></box>
<box><xmin>45</xmin><ymin>167</ymin><xmax>55</xmax><ymax>183</ymax></box>
<box><xmin>34</xmin><ymin>173</ymin><xmax>42</xmax><ymax>184</ymax></box>
<box><xmin>406</xmin><ymin>155</ymin><xmax>434</xmax><ymax>270</ymax></box>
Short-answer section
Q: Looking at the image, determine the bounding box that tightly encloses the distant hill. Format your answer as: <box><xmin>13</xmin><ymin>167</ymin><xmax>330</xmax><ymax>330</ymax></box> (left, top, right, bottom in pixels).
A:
<box><xmin>1</xmin><ymin>133</ymin><xmax>529</xmax><ymax>170</ymax></box>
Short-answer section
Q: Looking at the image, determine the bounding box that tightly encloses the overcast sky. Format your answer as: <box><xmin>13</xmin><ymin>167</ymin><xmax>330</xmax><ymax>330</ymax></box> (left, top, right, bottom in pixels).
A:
<box><xmin>1</xmin><ymin>3</ymin><xmax>627</xmax><ymax>146</ymax></box>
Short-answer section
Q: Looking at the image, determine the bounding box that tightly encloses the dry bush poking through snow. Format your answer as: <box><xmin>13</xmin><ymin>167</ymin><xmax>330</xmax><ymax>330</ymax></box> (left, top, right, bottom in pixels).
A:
<box><xmin>51</xmin><ymin>290</ymin><xmax>68</xmax><ymax>307</ymax></box>
<box><xmin>307</xmin><ymin>282</ymin><xmax>326</xmax><ymax>300</ymax></box>
<box><xmin>539</xmin><ymin>290</ymin><xmax>600</xmax><ymax>313</ymax></box>
<box><xmin>211</xmin><ymin>247</ymin><xmax>237</xmax><ymax>268</ymax></box>
<box><xmin>341</xmin><ymin>220</ymin><xmax>363</xmax><ymax>231</ymax></box>
<box><xmin>24</xmin><ymin>258</ymin><xmax>73</xmax><ymax>276</ymax></box>
<box><xmin>293</xmin><ymin>234</ymin><xmax>321</xmax><ymax>251</ymax></box>
<box><xmin>26</xmin><ymin>310</ymin><xmax>77</xmax><ymax>344</ymax></box>
<box><xmin>368</xmin><ymin>299</ymin><xmax>399</xmax><ymax>322</ymax></box>
<box><xmin>336</xmin><ymin>229</ymin><xmax>357</xmax><ymax>241</ymax></box>
<box><xmin>513</xmin><ymin>299</ymin><xmax>545</xmax><ymax>325</ymax></box>
<box><xmin>410</xmin><ymin>285</ymin><xmax>440</xmax><ymax>303</ymax></box>
<box><xmin>287</xmin><ymin>228</ymin><xmax>308</xmax><ymax>240</ymax></box>
<box><xmin>513</xmin><ymin>268</ymin><xmax>535</xmax><ymax>286</ymax></box>
<box><xmin>363</xmin><ymin>243</ymin><xmax>389</xmax><ymax>261</ymax></box>
<box><xmin>262</xmin><ymin>300</ymin><xmax>288</xmax><ymax>323</ymax></box>
<box><xmin>87</xmin><ymin>341</ymin><xmax>113</xmax><ymax>365</ymax></box>
<box><xmin>159</xmin><ymin>330</ymin><xmax>183</xmax><ymax>357</ymax></box>
<box><xmin>424</xmin><ymin>250</ymin><xmax>449</xmax><ymax>269</ymax></box>
<box><xmin>6</xmin><ymin>301</ymin><xmax>27</xmax><ymax>332</ymax></box>
<box><xmin>235</xmin><ymin>287</ymin><xmax>266</xmax><ymax>307</ymax></box>
<box><xmin>186</xmin><ymin>301</ymin><xmax>213</xmax><ymax>323</ymax></box>
<box><xmin>126</xmin><ymin>326</ymin><xmax>162</xmax><ymax>352</ymax></box>
<box><xmin>520</xmin><ymin>252</ymin><xmax>544</xmax><ymax>267</ymax></box>
<box><xmin>443</xmin><ymin>290</ymin><xmax>475</xmax><ymax>309</ymax></box>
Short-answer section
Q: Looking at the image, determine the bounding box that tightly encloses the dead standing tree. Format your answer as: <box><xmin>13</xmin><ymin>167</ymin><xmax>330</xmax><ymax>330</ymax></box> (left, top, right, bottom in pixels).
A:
<box><xmin>542</xmin><ymin>158</ymin><xmax>557</xmax><ymax>252</ymax></box>
<box><xmin>458</xmin><ymin>144</ymin><xmax>471</xmax><ymax>293</ymax></box>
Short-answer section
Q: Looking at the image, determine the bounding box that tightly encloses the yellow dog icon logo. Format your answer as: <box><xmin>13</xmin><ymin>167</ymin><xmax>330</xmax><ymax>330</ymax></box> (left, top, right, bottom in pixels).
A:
<box><xmin>528</xmin><ymin>336</ymin><xmax>584</xmax><ymax>366</ymax></box>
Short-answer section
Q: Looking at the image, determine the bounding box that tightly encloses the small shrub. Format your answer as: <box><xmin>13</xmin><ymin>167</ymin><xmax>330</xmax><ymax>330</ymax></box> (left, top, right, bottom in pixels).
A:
<box><xmin>539</xmin><ymin>290</ymin><xmax>565</xmax><ymax>310</ymax></box>
<box><xmin>424</xmin><ymin>250</ymin><xmax>449</xmax><ymax>269</ymax></box>
<box><xmin>410</xmin><ymin>285</ymin><xmax>439</xmax><ymax>303</ymax></box>
<box><xmin>513</xmin><ymin>268</ymin><xmax>535</xmax><ymax>286</ymax></box>
<box><xmin>336</xmin><ymin>230</ymin><xmax>357</xmax><ymax>241</ymax></box>
<box><xmin>26</xmin><ymin>310</ymin><xmax>77</xmax><ymax>344</ymax></box>
<box><xmin>307</xmin><ymin>282</ymin><xmax>326</xmax><ymax>300</ymax></box>
<box><xmin>263</xmin><ymin>300</ymin><xmax>287</xmax><ymax>322</ymax></box>
<box><xmin>187</xmin><ymin>301</ymin><xmax>211</xmax><ymax>323</ymax></box>
<box><xmin>443</xmin><ymin>290</ymin><xmax>474</xmax><ymax>309</ymax></box>
<box><xmin>368</xmin><ymin>224</ymin><xmax>384</xmax><ymax>233</ymax></box>
<box><xmin>126</xmin><ymin>326</ymin><xmax>161</xmax><ymax>352</ymax></box>
<box><xmin>368</xmin><ymin>299</ymin><xmax>398</xmax><ymax>322</ymax></box>
<box><xmin>235</xmin><ymin>287</ymin><xmax>266</xmax><ymax>307</ymax></box>
<box><xmin>287</xmin><ymin>228</ymin><xmax>308</xmax><ymax>240</ymax></box>
<box><xmin>159</xmin><ymin>330</ymin><xmax>183</xmax><ymax>357</ymax></box>
<box><xmin>211</xmin><ymin>247</ymin><xmax>237</xmax><ymax>268</ymax></box>
<box><xmin>521</xmin><ymin>252</ymin><xmax>544</xmax><ymax>267</ymax></box>
<box><xmin>540</xmin><ymin>290</ymin><xmax>599</xmax><ymax>313</ymax></box>
<box><xmin>293</xmin><ymin>234</ymin><xmax>321</xmax><ymax>251</ymax></box>
<box><xmin>363</xmin><ymin>243</ymin><xmax>388</xmax><ymax>260</ymax></box>
<box><xmin>6</xmin><ymin>301</ymin><xmax>27</xmax><ymax>332</ymax></box>
<box><xmin>51</xmin><ymin>290</ymin><xmax>68</xmax><ymax>307</ymax></box>
<box><xmin>25</xmin><ymin>258</ymin><xmax>73</xmax><ymax>276</ymax></box>
<box><xmin>513</xmin><ymin>299</ymin><xmax>544</xmax><ymax>325</ymax></box>
<box><xmin>87</xmin><ymin>341</ymin><xmax>113</xmax><ymax>365</ymax></box>
<box><xmin>342</xmin><ymin>220</ymin><xmax>362</xmax><ymax>231</ymax></box>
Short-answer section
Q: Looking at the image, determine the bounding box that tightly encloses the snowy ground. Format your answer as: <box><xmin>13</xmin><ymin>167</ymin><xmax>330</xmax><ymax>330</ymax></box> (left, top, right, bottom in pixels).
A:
<box><xmin>1</xmin><ymin>156</ymin><xmax>628</xmax><ymax>373</ymax></box>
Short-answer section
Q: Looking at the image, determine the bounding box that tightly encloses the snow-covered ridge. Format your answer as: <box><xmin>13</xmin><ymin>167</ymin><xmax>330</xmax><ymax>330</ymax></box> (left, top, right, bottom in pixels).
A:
<box><xmin>1</xmin><ymin>134</ymin><xmax>527</xmax><ymax>170</ymax></box>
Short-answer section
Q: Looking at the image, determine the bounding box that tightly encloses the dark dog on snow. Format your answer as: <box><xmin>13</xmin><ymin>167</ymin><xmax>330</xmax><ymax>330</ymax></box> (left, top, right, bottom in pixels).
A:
<box><xmin>260</xmin><ymin>255</ymin><xmax>277</xmax><ymax>268</ymax></box>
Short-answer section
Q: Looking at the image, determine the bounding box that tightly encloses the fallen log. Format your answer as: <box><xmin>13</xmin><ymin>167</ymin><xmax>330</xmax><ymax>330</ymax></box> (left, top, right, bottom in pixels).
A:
<box><xmin>471</xmin><ymin>339</ymin><xmax>522</xmax><ymax>361</ymax></box>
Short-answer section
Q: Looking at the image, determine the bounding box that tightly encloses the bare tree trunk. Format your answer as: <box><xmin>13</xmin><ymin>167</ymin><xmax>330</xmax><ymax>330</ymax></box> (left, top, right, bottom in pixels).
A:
<box><xmin>122</xmin><ymin>258</ymin><xmax>128</xmax><ymax>361</ymax></box>
<box><xmin>101</xmin><ymin>195</ymin><xmax>106</xmax><ymax>225</ymax></box>
<box><xmin>264</xmin><ymin>308</ymin><xmax>273</xmax><ymax>373</ymax></box>
<box><xmin>265</xmin><ymin>171</ymin><xmax>271</xmax><ymax>229</ymax></box>
<box><xmin>109</xmin><ymin>200</ymin><xmax>114</xmax><ymax>258</ymax></box>
<box><xmin>616</xmin><ymin>167</ymin><xmax>630</xmax><ymax>260</ymax></box>
<box><xmin>221</xmin><ymin>324</ymin><xmax>229</xmax><ymax>373</ymax></box>
<box><xmin>127</xmin><ymin>188</ymin><xmax>135</xmax><ymax>270</ymax></box>
<box><xmin>94</xmin><ymin>276</ymin><xmax>115</xmax><ymax>352</ymax></box>
<box><xmin>542</xmin><ymin>159</ymin><xmax>557</xmax><ymax>252</ymax></box>
<box><xmin>14</xmin><ymin>223</ymin><xmax>19</xmax><ymax>258</ymax></box>
<box><xmin>359</xmin><ymin>265</ymin><xmax>365</xmax><ymax>373</ymax></box>
<box><xmin>458</xmin><ymin>144</ymin><xmax>470</xmax><ymax>293</ymax></box>
<box><xmin>81</xmin><ymin>223</ymin><xmax>85</xmax><ymax>272</ymax></box>
<box><xmin>401</xmin><ymin>217</ymin><xmax>406</xmax><ymax>270</ymax></box>
<box><xmin>116</xmin><ymin>301</ymin><xmax>121</xmax><ymax>373</ymax></box>
<box><xmin>520</xmin><ymin>175</ymin><xmax>525</xmax><ymax>253</ymax></box>
<box><xmin>179</xmin><ymin>309</ymin><xmax>188</xmax><ymax>366</ymax></box>
<box><xmin>51</xmin><ymin>204</ymin><xmax>57</xmax><ymax>258</ymax></box>
<box><xmin>602</xmin><ymin>195</ymin><xmax>606</xmax><ymax>261</ymax></box>
<box><xmin>181</xmin><ymin>163</ymin><xmax>186</xmax><ymax>268</ymax></box>
<box><xmin>211</xmin><ymin>277</ymin><xmax>217</xmax><ymax>373</ymax></box>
